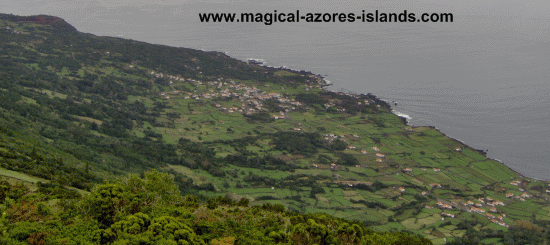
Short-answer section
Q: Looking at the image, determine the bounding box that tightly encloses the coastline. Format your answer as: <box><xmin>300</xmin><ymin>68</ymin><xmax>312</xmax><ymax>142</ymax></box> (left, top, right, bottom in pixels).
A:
<box><xmin>389</xmin><ymin>104</ymin><xmax>540</xmax><ymax>181</ymax></box>
<box><xmin>385</xmin><ymin>100</ymin><xmax>537</xmax><ymax>181</ymax></box>
<box><xmin>242</xmin><ymin>55</ymin><xmax>542</xmax><ymax>183</ymax></box>
<box><xmin>314</xmin><ymin>70</ymin><xmax>539</xmax><ymax>182</ymax></box>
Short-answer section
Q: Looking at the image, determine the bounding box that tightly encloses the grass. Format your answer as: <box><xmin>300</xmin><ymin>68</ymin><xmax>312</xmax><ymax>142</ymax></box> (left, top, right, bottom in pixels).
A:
<box><xmin>0</xmin><ymin>167</ymin><xmax>45</xmax><ymax>183</ymax></box>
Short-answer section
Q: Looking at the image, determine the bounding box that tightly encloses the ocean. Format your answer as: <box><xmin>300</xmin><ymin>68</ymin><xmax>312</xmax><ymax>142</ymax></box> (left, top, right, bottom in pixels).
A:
<box><xmin>2</xmin><ymin>0</ymin><xmax>550</xmax><ymax>179</ymax></box>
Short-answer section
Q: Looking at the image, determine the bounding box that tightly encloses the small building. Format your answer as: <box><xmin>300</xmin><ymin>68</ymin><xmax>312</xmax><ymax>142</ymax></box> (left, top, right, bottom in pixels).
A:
<box><xmin>442</xmin><ymin>204</ymin><xmax>453</xmax><ymax>210</ymax></box>
<box><xmin>430</xmin><ymin>183</ymin><xmax>442</xmax><ymax>188</ymax></box>
<box><xmin>441</xmin><ymin>212</ymin><xmax>455</xmax><ymax>218</ymax></box>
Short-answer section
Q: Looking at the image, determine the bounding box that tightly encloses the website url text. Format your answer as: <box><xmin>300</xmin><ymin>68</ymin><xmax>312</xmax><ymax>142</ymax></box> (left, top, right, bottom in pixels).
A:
<box><xmin>199</xmin><ymin>10</ymin><xmax>454</xmax><ymax>25</ymax></box>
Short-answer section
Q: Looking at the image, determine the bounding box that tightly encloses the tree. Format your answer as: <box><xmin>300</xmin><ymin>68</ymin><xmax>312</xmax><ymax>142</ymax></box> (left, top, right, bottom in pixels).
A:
<box><xmin>237</xmin><ymin>198</ymin><xmax>249</xmax><ymax>207</ymax></box>
<box><xmin>124</xmin><ymin>170</ymin><xmax>183</xmax><ymax>207</ymax></box>
<box><xmin>291</xmin><ymin>219</ymin><xmax>335</xmax><ymax>245</ymax></box>
<box><xmin>207</xmin><ymin>198</ymin><xmax>218</xmax><ymax>210</ymax></box>
<box><xmin>87</xmin><ymin>183</ymin><xmax>131</xmax><ymax>227</ymax></box>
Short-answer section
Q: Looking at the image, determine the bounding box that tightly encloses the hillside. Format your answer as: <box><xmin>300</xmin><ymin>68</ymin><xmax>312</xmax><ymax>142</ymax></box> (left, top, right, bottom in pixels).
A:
<box><xmin>1</xmin><ymin>13</ymin><xmax>550</xmax><ymax>244</ymax></box>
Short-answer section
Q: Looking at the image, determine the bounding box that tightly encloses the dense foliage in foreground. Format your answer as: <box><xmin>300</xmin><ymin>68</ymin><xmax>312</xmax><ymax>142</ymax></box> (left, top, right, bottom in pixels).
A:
<box><xmin>0</xmin><ymin>171</ymin><xmax>432</xmax><ymax>245</ymax></box>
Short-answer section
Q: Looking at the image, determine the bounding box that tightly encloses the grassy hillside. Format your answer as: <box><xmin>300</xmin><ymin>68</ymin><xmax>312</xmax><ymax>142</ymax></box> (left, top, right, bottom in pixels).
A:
<box><xmin>1</xmin><ymin>13</ymin><xmax>549</xmax><ymax>244</ymax></box>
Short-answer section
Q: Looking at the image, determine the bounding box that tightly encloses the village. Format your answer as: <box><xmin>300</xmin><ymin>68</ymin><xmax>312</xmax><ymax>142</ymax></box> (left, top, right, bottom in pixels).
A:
<box><xmin>151</xmin><ymin>70</ymin><xmax>379</xmax><ymax>119</ymax></box>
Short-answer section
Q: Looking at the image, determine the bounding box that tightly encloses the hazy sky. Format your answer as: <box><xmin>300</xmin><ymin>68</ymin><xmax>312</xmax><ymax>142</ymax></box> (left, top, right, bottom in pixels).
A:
<box><xmin>2</xmin><ymin>0</ymin><xmax>549</xmax><ymax>34</ymax></box>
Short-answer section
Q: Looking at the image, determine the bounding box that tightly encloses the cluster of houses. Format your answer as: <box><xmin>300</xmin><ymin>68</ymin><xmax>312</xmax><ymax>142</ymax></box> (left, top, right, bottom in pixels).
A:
<box><xmin>152</xmin><ymin>70</ymin><xmax>379</xmax><ymax>120</ymax></box>
<box><xmin>308</xmin><ymin>140</ymin><xmax>388</xmax><ymax>172</ymax></box>
<box><xmin>462</xmin><ymin>197</ymin><xmax>508</xmax><ymax>227</ymax></box>
<box><xmin>310</xmin><ymin>163</ymin><xmax>344</xmax><ymax>171</ymax></box>
<box><xmin>506</xmin><ymin>180</ymin><xmax>540</xmax><ymax>201</ymax></box>
<box><xmin>152</xmin><ymin>70</ymin><xmax>313</xmax><ymax>115</ymax></box>
<box><xmin>505</xmin><ymin>192</ymin><xmax>533</xmax><ymax>202</ymax></box>
<box><xmin>150</xmin><ymin>71</ymin><xmax>186</xmax><ymax>82</ymax></box>
<box><xmin>153</xmin><ymin>71</ymin><xmax>389</xmax><ymax>125</ymax></box>
<box><xmin>323</xmin><ymin>99</ymin><xmax>376</xmax><ymax>110</ymax></box>
<box><xmin>5</xmin><ymin>25</ymin><xmax>27</xmax><ymax>35</ymax></box>
<box><xmin>489</xmin><ymin>215</ymin><xmax>508</xmax><ymax>227</ymax></box>
<box><xmin>402</xmin><ymin>167</ymin><xmax>442</xmax><ymax>173</ymax></box>
<box><xmin>510</xmin><ymin>180</ymin><xmax>522</xmax><ymax>186</ymax></box>
<box><xmin>435</xmin><ymin>181</ymin><xmax>550</xmax><ymax>228</ymax></box>
<box><xmin>430</xmin><ymin>198</ymin><xmax>508</xmax><ymax>227</ymax></box>
<box><xmin>322</xmin><ymin>133</ymin><xmax>361</xmax><ymax>143</ymax></box>
<box><xmin>464</xmin><ymin>197</ymin><xmax>505</xmax><ymax>209</ymax></box>
<box><xmin>319</xmin><ymin>134</ymin><xmax>388</xmax><ymax>163</ymax></box>
<box><xmin>505</xmin><ymin>180</ymin><xmax>537</xmax><ymax>202</ymax></box>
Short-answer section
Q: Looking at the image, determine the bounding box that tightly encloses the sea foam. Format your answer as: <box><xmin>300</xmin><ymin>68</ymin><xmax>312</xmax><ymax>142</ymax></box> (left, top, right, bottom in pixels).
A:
<box><xmin>392</xmin><ymin>110</ymin><xmax>412</xmax><ymax>122</ymax></box>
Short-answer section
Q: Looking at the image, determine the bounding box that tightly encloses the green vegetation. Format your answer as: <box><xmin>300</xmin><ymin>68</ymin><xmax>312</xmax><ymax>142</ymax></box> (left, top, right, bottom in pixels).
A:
<box><xmin>0</xmin><ymin>170</ymin><xmax>431</xmax><ymax>244</ymax></box>
<box><xmin>0</xmin><ymin>13</ymin><xmax>549</xmax><ymax>244</ymax></box>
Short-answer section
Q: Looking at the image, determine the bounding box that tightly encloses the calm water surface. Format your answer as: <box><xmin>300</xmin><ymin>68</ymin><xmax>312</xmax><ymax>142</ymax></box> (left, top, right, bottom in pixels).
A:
<box><xmin>3</xmin><ymin>0</ymin><xmax>550</xmax><ymax>179</ymax></box>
